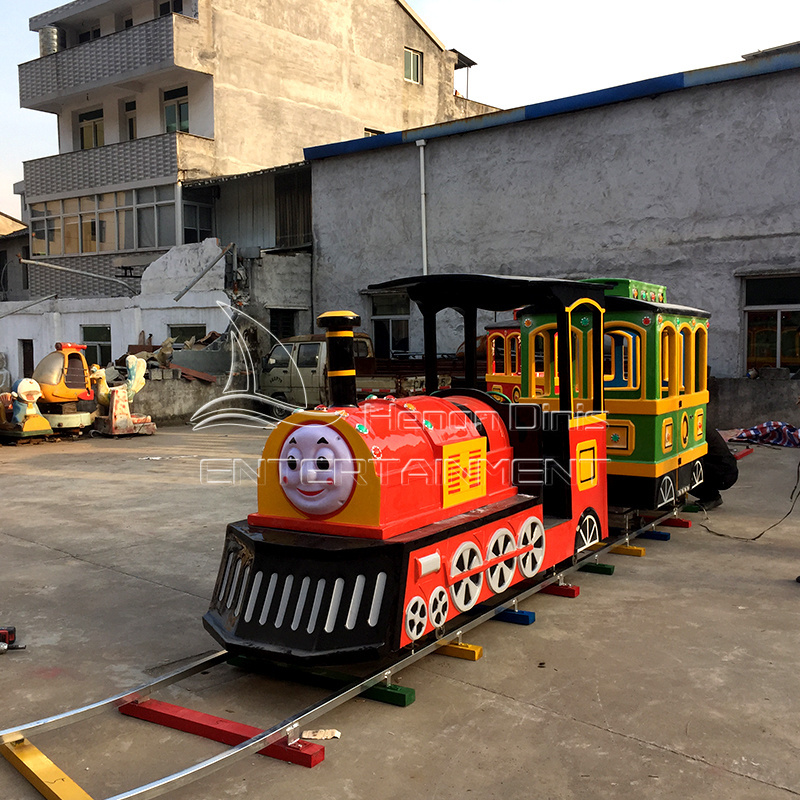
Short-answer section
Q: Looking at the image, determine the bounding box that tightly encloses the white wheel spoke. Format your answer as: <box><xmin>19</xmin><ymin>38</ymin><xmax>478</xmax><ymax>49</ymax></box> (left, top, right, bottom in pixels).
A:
<box><xmin>449</xmin><ymin>542</ymin><xmax>483</xmax><ymax>612</ymax></box>
<box><xmin>517</xmin><ymin>517</ymin><xmax>546</xmax><ymax>578</ymax></box>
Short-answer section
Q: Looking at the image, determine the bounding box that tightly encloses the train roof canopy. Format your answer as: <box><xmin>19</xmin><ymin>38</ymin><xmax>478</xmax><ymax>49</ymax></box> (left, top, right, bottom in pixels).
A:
<box><xmin>602</xmin><ymin>294</ymin><xmax>710</xmax><ymax>318</ymax></box>
<box><xmin>369</xmin><ymin>273</ymin><xmax>607</xmax><ymax>313</ymax></box>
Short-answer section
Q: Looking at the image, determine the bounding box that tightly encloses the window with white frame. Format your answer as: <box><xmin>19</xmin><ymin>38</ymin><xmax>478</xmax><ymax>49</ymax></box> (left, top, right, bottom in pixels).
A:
<box><xmin>371</xmin><ymin>293</ymin><xmax>410</xmax><ymax>359</ymax></box>
<box><xmin>744</xmin><ymin>276</ymin><xmax>800</xmax><ymax>372</ymax></box>
<box><xmin>169</xmin><ymin>323</ymin><xmax>206</xmax><ymax>348</ymax></box>
<box><xmin>163</xmin><ymin>86</ymin><xmax>189</xmax><ymax>133</ymax></box>
<box><xmin>78</xmin><ymin>109</ymin><xmax>104</xmax><ymax>150</ymax></box>
<box><xmin>82</xmin><ymin>325</ymin><xmax>112</xmax><ymax>367</ymax></box>
<box><xmin>30</xmin><ymin>186</ymin><xmax>176</xmax><ymax>256</ymax></box>
<box><xmin>124</xmin><ymin>100</ymin><xmax>137</xmax><ymax>141</ymax></box>
<box><xmin>404</xmin><ymin>48</ymin><xmax>422</xmax><ymax>83</ymax></box>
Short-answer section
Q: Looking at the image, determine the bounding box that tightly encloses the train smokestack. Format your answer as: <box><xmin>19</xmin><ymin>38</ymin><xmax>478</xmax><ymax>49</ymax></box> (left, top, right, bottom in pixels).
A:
<box><xmin>317</xmin><ymin>310</ymin><xmax>361</xmax><ymax>407</ymax></box>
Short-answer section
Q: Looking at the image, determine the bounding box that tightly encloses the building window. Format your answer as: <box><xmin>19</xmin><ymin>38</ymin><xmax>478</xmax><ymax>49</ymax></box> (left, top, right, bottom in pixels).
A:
<box><xmin>21</xmin><ymin>246</ymin><xmax>29</xmax><ymax>291</ymax></box>
<box><xmin>404</xmin><ymin>48</ymin><xmax>422</xmax><ymax>83</ymax></box>
<box><xmin>82</xmin><ymin>325</ymin><xmax>112</xmax><ymax>367</ymax></box>
<box><xmin>371</xmin><ymin>293</ymin><xmax>410</xmax><ymax>358</ymax></box>
<box><xmin>169</xmin><ymin>324</ymin><xmax>206</xmax><ymax>348</ymax></box>
<box><xmin>163</xmin><ymin>86</ymin><xmax>189</xmax><ymax>133</ymax></box>
<box><xmin>0</xmin><ymin>251</ymin><xmax>7</xmax><ymax>295</ymax></box>
<box><xmin>364</xmin><ymin>128</ymin><xmax>384</xmax><ymax>137</ymax></box>
<box><xmin>159</xmin><ymin>0</ymin><xmax>183</xmax><ymax>15</ymax></box>
<box><xmin>78</xmin><ymin>109</ymin><xmax>104</xmax><ymax>150</ymax></box>
<box><xmin>30</xmin><ymin>186</ymin><xmax>175</xmax><ymax>256</ymax></box>
<box><xmin>269</xmin><ymin>309</ymin><xmax>297</xmax><ymax>339</ymax></box>
<box><xmin>182</xmin><ymin>203</ymin><xmax>213</xmax><ymax>244</ymax></box>
<box><xmin>124</xmin><ymin>17</ymin><xmax>133</xmax><ymax>28</ymax></box>
<box><xmin>744</xmin><ymin>277</ymin><xmax>800</xmax><ymax>371</ymax></box>
<box><xmin>20</xmin><ymin>340</ymin><xmax>35</xmax><ymax>378</ymax></box>
<box><xmin>78</xmin><ymin>27</ymin><xmax>101</xmax><ymax>43</ymax></box>
<box><xmin>124</xmin><ymin>101</ymin><xmax>137</xmax><ymax>141</ymax></box>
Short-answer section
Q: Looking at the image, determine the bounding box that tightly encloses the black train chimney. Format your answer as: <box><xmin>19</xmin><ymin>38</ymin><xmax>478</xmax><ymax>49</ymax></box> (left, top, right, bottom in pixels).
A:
<box><xmin>317</xmin><ymin>310</ymin><xmax>361</xmax><ymax>407</ymax></box>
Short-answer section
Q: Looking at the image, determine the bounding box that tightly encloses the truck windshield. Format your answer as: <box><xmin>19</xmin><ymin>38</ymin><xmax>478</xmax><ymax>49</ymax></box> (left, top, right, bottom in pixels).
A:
<box><xmin>266</xmin><ymin>345</ymin><xmax>292</xmax><ymax>370</ymax></box>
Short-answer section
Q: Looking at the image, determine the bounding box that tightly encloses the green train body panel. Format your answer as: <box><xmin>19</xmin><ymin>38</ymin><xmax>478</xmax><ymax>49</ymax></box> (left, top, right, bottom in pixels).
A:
<box><xmin>511</xmin><ymin>280</ymin><xmax>710</xmax><ymax>509</ymax></box>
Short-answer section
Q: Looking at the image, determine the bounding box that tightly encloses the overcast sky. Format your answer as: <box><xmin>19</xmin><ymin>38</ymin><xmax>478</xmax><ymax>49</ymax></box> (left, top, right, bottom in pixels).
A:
<box><xmin>1</xmin><ymin>0</ymin><xmax>799</xmax><ymax>218</ymax></box>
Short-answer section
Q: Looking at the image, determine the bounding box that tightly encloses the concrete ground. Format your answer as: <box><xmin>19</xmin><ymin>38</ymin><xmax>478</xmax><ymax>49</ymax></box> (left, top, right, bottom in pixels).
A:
<box><xmin>1</xmin><ymin>426</ymin><xmax>800</xmax><ymax>800</ymax></box>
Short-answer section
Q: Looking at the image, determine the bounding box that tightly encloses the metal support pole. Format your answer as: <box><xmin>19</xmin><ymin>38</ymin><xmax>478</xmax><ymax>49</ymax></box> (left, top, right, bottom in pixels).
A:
<box><xmin>417</xmin><ymin>139</ymin><xmax>428</xmax><ymax>276</ymax></box>
<box><xmin>0</xmin><ymin>294</ymin><xmax>57</xmax><ymax>321</ymax></box>
<box><xmin>174</xmin><ymin>242</ymin><xmax>235</xmax><ymax>302</ymax></box>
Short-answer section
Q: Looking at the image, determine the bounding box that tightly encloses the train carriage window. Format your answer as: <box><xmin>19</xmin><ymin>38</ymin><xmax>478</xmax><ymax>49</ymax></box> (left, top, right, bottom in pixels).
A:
<box><xmin>488</xmin><ymin>333</ymin><xmax>505</xmax><ymax>376</ymax></box>
<box><xmin>571</xmin><ymin>330</ymin><xmax>584</xmax><ymax>399</ymax></box>
<box><xmin>680</xmin><ymin>326</ymin><xmax>694</xmax><ymax>395</ymax></box>
<box><xmin>530</xmin><ymin>327</ymin><xmax>556</xmax><ymax>397</ymax></box>
<box><xmin>603</xmin><ymin>328</ymin><xmax>641</xmax><ymax>391</ymax></box>
<box><xmin>509</xmin><ymin>333</ymin><xmax>521</xmax><ymax>375</ymax></box>
<box><xmin>694</xmin><ymin>326</ymin><xmax>708</xmax><ymax>391</ymax></box>
<box><xmin>660</xmin><ymin>326</ymin><xmax>678</xmax><ymax>398</ymax></box>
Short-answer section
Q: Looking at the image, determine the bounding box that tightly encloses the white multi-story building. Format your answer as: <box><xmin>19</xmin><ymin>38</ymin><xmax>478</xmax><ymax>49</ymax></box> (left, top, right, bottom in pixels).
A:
<box><xmin>3</xmin><ymin>0</ymin><xmax>494</xmax><ymax>380</ymax></box>
<box><xmin>16</xmin><ymin>0</ymin><xmax>493</xmax><ymax>298</ymax></box>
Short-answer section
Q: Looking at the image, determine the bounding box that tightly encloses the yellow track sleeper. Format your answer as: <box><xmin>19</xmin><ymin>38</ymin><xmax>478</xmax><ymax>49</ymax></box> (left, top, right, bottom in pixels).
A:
<box><xmin>588</xmin><ymin>543</ymin><xmax>646</xmax><ymax>557</ymax></box>
<box><xmin>436</xmin><ymin>642</ymin><xmax>483</xmax><ymax>661</ymax></box>
<box><xmin>1</xmin><ymin>738</ymin><xmax>94</xmax><ymax>800</ymax></box>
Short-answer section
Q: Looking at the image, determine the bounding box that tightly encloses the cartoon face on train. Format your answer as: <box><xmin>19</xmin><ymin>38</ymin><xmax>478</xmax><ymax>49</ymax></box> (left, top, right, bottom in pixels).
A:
<box><xmin>278</xmin><ymin>423</ymin><xmax>357</xmax><ymax>516</ymax></box>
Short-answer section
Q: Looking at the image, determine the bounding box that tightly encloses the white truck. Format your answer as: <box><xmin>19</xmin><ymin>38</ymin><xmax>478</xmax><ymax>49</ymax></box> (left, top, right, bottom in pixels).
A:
<box><xmin>259</xmin><ymin>333</ymin><xmax>450</xmax><ymax>415</ymax></box>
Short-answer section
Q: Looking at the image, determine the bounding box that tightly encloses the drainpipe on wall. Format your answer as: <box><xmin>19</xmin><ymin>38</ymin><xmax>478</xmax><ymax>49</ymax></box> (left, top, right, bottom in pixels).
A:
<box><xmin>417</xmin><ymin>139</ymin><xmax>428</xmax><ymax>276</ymax></box>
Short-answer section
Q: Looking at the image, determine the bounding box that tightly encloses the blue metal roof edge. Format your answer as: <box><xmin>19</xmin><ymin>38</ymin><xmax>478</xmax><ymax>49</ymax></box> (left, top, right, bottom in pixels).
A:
<box><xmin>304</xmin><ymin>51</ymin><xmax>800</xmax><ymax>162</ymax></box>
<box><xmin>684</xmin><ymin>49</ymin><xmax>800</xmax><ymax>87</ymax></box>
<box><xmin>304</xmin><ymin>131</ymin><xmax>403</xmax><ymax>160</ymax></box>
<box><xmin>523</xmin><ymin>73</ymin><xmax>685</xmax><ymax>121</ymax></box>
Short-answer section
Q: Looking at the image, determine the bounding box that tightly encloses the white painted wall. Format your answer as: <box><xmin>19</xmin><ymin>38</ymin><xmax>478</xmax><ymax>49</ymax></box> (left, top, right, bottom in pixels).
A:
<box><xmin>0</xmin><ymin>239</ymin><xmax>230</xmax><ymax>380</ymax></box>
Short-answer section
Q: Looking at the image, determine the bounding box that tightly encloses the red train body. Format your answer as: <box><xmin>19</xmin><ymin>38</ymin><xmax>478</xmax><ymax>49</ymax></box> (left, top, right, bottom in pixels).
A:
<box><xmin>203</xmin><ymin>276</ymin><xmax>621</xmax><ymax>663</ymax></box>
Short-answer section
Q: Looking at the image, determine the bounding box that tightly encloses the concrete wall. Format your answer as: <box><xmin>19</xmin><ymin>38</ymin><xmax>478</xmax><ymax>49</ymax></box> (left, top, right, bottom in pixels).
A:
<box><xmin>205</xmin><ymin>0</ymin><xmax>496</xmax><ymax>175</ymax></box>
<box><xmin>310</xmin><ymin>67</ymin><xmax>800</xmax><ymax>378</ymax></box>
<box><xmin>710</xmin><ymin>377</ymin><xmax>800</xmax><ymax>430</ymax></box>
<box><xmin>134</xmin><ymin>366</ymin><xmax>223</xmax><ymax>423</ymax></box>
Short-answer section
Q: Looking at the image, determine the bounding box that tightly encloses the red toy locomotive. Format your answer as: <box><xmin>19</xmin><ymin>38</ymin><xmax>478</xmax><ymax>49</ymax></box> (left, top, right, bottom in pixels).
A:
<box><xmin>204</xmin><ymin>275</ymin><xmax>614</xmax><ymax>663</ymax></box>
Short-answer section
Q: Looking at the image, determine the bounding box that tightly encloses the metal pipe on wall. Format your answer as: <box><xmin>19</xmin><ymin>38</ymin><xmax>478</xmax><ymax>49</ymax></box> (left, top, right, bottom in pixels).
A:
<box><xmin>417</xmin><ymin>139</ymin><xmax>428</xmax><ymax>276</ymax></box>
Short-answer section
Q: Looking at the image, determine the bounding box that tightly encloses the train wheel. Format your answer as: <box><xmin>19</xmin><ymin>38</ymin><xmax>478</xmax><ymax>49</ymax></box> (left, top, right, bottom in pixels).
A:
<box><xmin>486</xmin><ymin>528</ymin><xmax>517</xmax><ymax>593</ymax></box>
<box><xmin>428</xmin><ymin>587</ymin><xmax>450</xmax><ymax>629</ymax></box>
<box><xmin>657</xmin><ymin>475</ymin><xmax>676</xmax><ymax>507</ymax></box>
<box><xmin>517</xmin><ymin>517</ymin><xmax>546</xmax><ymax>578</ymax></box>
<box><xmin>449</xmin><ymin>542</ymin><xmax>484</xmax><ymax>612</ymax></box>
<box><xmin>691</xmin><ymin>460</ymin><xmax>704</xmax><ymax>489</ymax></box>
<box><xmin>404</xmin><ymin>595</ymin><xmax>428</xmax><ymax>641</ymax></box>
<box><xmin>574</xmin><ymin>508</ymin><xmax>601</xmax><ymax>553</ymax></box>
<box><xmin>512</xmin><ymin>387</ymin><xmax>521</xmax><ymax>403</ymax></box>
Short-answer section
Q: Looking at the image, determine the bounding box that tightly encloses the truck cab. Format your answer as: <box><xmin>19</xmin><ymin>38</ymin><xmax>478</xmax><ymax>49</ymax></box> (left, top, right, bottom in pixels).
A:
<box><xmin>260</xmin><ymin>333</ymin><xmax>376</xmax><ymax>410</ymax></box>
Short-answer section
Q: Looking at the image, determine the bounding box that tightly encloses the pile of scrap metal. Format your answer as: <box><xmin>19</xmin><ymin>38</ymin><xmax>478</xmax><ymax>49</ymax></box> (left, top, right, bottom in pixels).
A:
<box><xmin>128</xmin><ymin>332</ymin><xmax>222</xmax><ymax>384</ymax></box>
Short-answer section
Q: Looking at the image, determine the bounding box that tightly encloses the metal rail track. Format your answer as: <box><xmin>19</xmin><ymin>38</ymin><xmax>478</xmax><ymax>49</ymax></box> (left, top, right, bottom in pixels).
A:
<box><xmin>1</xmin><ymin>510</ymin><xmax>675</xmax><ymax>800</ymax></box>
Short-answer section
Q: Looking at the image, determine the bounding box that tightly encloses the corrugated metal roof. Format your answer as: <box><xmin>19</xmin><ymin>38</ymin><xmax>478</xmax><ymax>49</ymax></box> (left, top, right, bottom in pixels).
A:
<box><xmin>305</xmin><ymin>49</ymin><xmax>800</xmax><ymax>161</ymax></box>
<box><xmin>182</xmin><ymin>161</ymin><xmax>309</xmax><ymax>189</ymax></box>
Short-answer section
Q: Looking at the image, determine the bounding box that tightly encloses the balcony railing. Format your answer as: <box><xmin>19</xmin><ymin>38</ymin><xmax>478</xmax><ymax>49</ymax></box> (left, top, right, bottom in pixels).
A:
<box><xmin>19</xmin><ymin>14</ymin><xmax>199</xmax><ymax>111</ymax></box>
<box><xmin>23</xmin><ymin>132</ymin><xmax>214</xmax><ymax>201</ymax></box>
